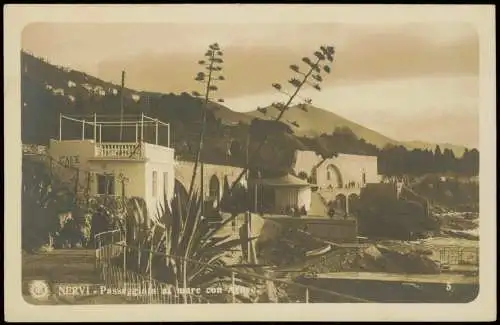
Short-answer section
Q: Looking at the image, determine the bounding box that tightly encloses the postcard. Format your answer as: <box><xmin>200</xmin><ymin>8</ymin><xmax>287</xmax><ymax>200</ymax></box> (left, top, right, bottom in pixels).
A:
<box><xmin>4</xmin><ymin>4</ymin><xmax>496</xmax><ymax>322</ymax></box>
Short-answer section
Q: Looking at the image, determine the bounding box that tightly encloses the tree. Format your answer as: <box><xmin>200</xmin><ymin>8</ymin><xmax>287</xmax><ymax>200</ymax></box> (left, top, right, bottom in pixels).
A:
<box><xmin>187</xmin><ymin>43</ymin><xmax>226</xmax><ymax>213</ymax></box>
<box><xmin>297</xmin><ymin>171</ymin><xmax>309</xmax><ymax>180</ymax></box>
<box><xmin>229</xmin><ymin>45</ymin><xmax>336</xmax><ymax>191</ymax></box>
<box><xmin>22</xmin><ymin>156</ymin><xmax>75</xmax><ymax>251</ymax></box>
<box><xmin>434</xmin><ymin>145</ymin><xmax>443</xmax><ymax>173</ymax></box>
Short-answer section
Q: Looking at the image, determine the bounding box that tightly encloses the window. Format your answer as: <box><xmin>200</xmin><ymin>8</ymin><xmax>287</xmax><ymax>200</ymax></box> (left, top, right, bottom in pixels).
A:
<box><xmin>97</xmin><ymin>174</ymin><xmax>115</xmax><ymax>195</ymax></box>
<box><xmin>152</xmin><ymin>171</ymin><xmax>158</xmax><ymax>197</ymax></box>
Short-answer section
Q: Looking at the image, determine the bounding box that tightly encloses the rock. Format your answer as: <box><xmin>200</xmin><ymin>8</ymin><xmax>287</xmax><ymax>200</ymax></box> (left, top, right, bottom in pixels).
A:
<box><xmin>36</xmin><ymin>244</ymin><xmax>54</xmax><ymax>253</ymax></box>
<box><xmin>364</xmin><ymin>245</ymin><xmax>382</xmax><ymax>260</ymax></box>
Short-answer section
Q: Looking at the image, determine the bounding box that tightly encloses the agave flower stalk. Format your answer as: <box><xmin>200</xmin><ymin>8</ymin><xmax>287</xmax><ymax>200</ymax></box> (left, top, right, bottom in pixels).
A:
<box><xmin>229</xmin><ymin>45</ymin><xmax>336</xmax><ymax>196</ymax></box>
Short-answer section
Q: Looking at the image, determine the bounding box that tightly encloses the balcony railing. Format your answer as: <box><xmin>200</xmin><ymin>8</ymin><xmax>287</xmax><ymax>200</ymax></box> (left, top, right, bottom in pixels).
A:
<box><xmin>95</xmin><ymin>142</ymin><xmax>144</xmax><ymax>159</ymax></box>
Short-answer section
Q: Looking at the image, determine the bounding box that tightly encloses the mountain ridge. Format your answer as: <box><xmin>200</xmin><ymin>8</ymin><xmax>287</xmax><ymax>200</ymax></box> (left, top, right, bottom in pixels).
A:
<box><xmin>21</xmin><ymin>50</ymin><xmax>470</xmax><ymax>157</ymax></box>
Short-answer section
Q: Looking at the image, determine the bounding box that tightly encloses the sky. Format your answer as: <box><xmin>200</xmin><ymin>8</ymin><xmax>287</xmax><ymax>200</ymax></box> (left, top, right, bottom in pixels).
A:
<box><xmin>21</xmin><ymin>22</ymin><xmax>479</xmax><ymax>148</ymax></box>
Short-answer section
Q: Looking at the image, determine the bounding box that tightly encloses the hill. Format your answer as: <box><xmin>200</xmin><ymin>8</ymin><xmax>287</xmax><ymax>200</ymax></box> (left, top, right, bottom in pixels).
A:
<box><xmin>21</xmin><ymin>50</ymin><xmax>472</xmax><ymax>170</ymax></box>
<box><xmin>245</xmin><ymin>105</ymin><xmax>469</xmax><ymax>157</ymax></box>
<box><xmin>246</xmin><ymin>104</ymin><xmax>398</xmax><ymax>149</ymax></box>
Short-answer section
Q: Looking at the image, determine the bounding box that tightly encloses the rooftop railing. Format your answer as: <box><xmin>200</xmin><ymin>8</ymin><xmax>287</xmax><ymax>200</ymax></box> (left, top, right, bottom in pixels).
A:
<box><xmin>95</xmin><ymin>142</ymin><xmax>144</xmax><ymax>159</ymax></box>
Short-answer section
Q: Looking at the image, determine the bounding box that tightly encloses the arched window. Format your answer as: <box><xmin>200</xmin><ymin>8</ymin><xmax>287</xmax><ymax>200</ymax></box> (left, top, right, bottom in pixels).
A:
<box><xmin>326</xmin><ymin>164</ymin><xmax>343</xmax><ymax>188</ymax></box>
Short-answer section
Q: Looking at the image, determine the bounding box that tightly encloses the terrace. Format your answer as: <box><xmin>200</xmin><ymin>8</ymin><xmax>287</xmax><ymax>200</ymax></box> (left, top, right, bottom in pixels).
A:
<box><xmin>56</xmin><ymin>113</ymin><xmax>173</xmax><ymax>161</ymax></box>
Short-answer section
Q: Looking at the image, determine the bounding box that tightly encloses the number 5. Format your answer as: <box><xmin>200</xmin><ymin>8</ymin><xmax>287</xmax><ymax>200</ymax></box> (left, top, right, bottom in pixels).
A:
<box><xmin>446</xmin><ymin>283</ymin><xmax>452</xmax><ymax>292</ymax></box>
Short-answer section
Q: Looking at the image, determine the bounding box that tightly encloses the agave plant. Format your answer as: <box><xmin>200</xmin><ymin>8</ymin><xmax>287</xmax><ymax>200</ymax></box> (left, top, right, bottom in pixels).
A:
<box><xmin>115</xmin><ymin>181</ymin><xmax>266</xmax><ymax>303</ymax></box>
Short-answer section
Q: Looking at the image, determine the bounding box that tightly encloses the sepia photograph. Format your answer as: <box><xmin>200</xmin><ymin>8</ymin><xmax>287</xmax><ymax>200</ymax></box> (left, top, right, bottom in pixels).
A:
<box><xmin>4</xmin><ymin>4</ymin><xmax>496</xmax><ymax>322</ymax></box>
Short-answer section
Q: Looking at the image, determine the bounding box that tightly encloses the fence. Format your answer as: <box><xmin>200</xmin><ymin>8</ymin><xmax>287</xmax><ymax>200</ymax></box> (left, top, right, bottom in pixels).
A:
<box><xmin>94</xmin><ymin>230</ymin><xmax>372</xmax><ymax>304</ymax></box>
<box><xmin>438</xmin><ymin>246</ymin><xmax>479</xmax><ymax>266</ymax></box>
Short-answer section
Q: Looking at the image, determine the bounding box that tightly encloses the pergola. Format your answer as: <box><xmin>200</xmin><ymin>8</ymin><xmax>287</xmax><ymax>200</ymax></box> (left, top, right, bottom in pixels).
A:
<box><xmin>58</xmin><ymin>113</ymin><xmax>170</xmax><ymax>147</ymax></box>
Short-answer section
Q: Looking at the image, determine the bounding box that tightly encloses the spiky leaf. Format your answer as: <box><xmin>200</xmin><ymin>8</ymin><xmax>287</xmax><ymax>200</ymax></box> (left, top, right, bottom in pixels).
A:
<box><xmin>289</xmin><ymin>64</ymin><xmax>300</xmax><ymax>73</ymax></box>
<box><xmin>288</xmin><ymin>78</ymin><xmax>301</xmax><ymax>88</ymax></box>
<box><xmin>314</xmin><ymin>51</ymin><xmax>325</xmax><ymax>60</ymax></box>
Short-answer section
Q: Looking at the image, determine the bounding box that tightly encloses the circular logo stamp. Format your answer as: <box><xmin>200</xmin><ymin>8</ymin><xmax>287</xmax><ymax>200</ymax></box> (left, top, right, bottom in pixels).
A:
<box><xmin>28</xmin><ymin>280</ymin><xmax>51</xmax><ymax>300</ymax></box>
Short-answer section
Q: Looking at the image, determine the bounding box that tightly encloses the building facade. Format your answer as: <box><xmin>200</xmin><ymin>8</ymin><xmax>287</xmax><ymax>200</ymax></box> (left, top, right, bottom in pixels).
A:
<box><xmin>48</xmin><ymin>114</ymin><xmax>175</xmax><ymax>223</ymax></box>
<box><xmin>292</xmin><ymin>150</ymin><xmax>381</xmax><ymax>215</ymax></box>
<box><xmin>293</xmin><ymin>150</ymin><xmax>380</xmax><ymax>188</ymax></box>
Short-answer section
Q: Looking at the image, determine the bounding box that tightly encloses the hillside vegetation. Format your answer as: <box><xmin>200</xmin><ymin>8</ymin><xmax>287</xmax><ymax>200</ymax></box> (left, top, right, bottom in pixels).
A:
<box><xmin>21</xmin><ymin>51</ymin><xmax>478</xmax><ymax>176</ymax></box>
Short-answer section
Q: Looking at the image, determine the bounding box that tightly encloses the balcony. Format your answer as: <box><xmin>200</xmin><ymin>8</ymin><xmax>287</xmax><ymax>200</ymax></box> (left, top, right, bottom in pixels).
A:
<box><xmin>95</xmin><ymin>142</ymin><xmax>144</xmax><ymax>159</ymax></box>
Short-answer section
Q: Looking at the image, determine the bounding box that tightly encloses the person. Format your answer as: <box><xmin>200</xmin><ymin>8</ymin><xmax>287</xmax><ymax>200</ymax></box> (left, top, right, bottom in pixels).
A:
<box><xmin>328</xmin><ymin>206</ymin><xmax>335</xmax><ymax>218</ymax></box>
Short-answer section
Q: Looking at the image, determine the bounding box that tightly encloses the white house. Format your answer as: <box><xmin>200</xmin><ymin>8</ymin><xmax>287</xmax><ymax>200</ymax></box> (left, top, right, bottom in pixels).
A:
<box><xmin>81</xmin><ymin>84</ymin><xmax>93</xmax><ymax>92</ymax></box>
<box><xmin>291</xmin><ymin>150</ymin><xmax>382</xmax><ymax>216</ymax></box>
<box><xmin>48</xmin><ymin>114</ymin><xmax>175</xmax><ymax>223</ymax></box>
<box><xmin>132</xmin><ymin>94</ymin><xmax>141</xmax><ymax>102</ymax></box>
<box><xmin>53</xmin><ymin>88</ymin><xmax>65</xmax><ymax>96</ymax></box>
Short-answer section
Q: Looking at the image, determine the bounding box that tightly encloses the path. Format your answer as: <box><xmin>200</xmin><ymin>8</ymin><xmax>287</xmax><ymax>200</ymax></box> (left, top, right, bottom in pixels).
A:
<box><xmin>22</xmin><ymin>249</ymin><xmax>131</xmax><ymax>305</ymax></box>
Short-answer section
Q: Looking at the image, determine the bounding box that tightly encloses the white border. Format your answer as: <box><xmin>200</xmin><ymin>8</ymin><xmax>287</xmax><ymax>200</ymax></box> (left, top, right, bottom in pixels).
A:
<box><xmin>4</xmin><ymin>4</ymin><xmax>496</xmax><ymax>322</ymax></box>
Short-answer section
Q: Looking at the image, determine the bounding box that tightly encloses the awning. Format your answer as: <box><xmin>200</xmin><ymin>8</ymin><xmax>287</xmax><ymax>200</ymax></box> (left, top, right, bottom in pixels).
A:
<box><xmin>249</xmin><ymin>174</ymin><xmax>311</xmax><ymax>187</ymax></box>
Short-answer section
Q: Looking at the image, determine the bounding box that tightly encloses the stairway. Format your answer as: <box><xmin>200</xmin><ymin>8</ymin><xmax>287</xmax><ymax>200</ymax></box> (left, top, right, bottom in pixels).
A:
<box><xmin>309</xmin><ymin>192</ymin><xmax>329</xmax><ymax>217</ymax></box>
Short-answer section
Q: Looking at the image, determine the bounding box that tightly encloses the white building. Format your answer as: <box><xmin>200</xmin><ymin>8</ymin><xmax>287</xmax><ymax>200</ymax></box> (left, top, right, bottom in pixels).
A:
<box><xmin>53</xmin><ymin>88</ymin><xmax>65</xmax><ymax>96</ymax></box>
<box><xmin>291</xmin><ymin>150</ymin><xmax>382</xmax><ymax>216</ymax></box>
<box><xmin>132</xmin><ymin>94</ymin><xmax>141</xmax><ymax>102</ymax></box>
<box><xmin>249</xmin><ymin>174</ymin><xmax>312</xmax><ymax>215</ymax></box>
<box><xmin>293</xmin><ymin>150</ymin><xmax>381</xmax><ymax>188</ymax></box>
<box><xmin>48</xmin><ymin>113</ymin><xmax>174</xmax><ymax>223</ymax></box>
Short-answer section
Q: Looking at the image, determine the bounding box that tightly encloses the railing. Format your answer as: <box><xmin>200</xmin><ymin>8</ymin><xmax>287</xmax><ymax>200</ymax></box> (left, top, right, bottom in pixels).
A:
<box><xmin>94</xmin><ymin>236</ymin><xmax>372</xmax><ymax>304</ymax></box>
<box><xmin>438</xmin><ymin>246</ymin><xmax>479</xmax><ymax>266</ymax></box>
<box><xmin>95</xmin><ymin>229</ymin><xmax>124</xmax><ymax>269</ymax></box>
<box><xmin>95</xmin><ymin>142</ymin><xmax>144</xmax><ymax>159</ymax></box>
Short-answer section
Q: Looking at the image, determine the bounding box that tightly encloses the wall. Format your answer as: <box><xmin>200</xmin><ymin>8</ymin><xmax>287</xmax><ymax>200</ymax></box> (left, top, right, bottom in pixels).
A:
<box><xmin>292</xmin><ymin>150</ymin><xmax>323</xmax><ymax>178</ymax></box>
<box><xmin>143</xmin><ymin>143</ymin><xmax>176</xmax><ymax>216</ymax></box>
<box><xmin>48</xmin><ymin>139</ymin><xmax>96</xmax><ymax>173</ymax></box>
<box><xmin>360</xmin><ymin>183</ymin><xmax>398</xmax><ymax>202</ymax></box>
<box><xmin>48</xmin><ymin>139</ymin><xmax>99</xmax><ymax>191</ymax></box>
<box><xmin>174</xmin><ymin>160</ymin><xmax>245</xmax><ymax>205</ymax></box>
<box><xmin>144</xmin><ymin>161</ymin><xmax>175</xmax><ymax>217</ymax></box>
<box><xmin>274</xmin><ymin>187</ymin><xmax>312</xmax><ymax>213</ymax></box>
<box><xmin>315</xmin><ymin>153</ymin><xmax>379</xmax><ymax>189</ymax></box>
<box><xmin>302</xmin><ymin>218</ymin><xmax>358</xmax><ymax>242</ymax></box>
<box><xmin>48</xmin><ymin>140</ymin><xmax>176</xmax><ymax>219</ymax></box>
<box><xmin>87</xmin><ymin>160</ymin><xmax>146</xmax><ymax>199</ymax></box>
<box><xmin>258</xmin><ymin>215</ymin><xmax>358</xmax><ymax>243</ymax></box>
